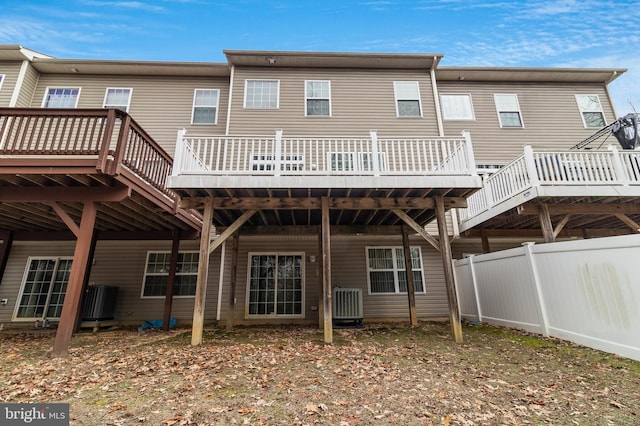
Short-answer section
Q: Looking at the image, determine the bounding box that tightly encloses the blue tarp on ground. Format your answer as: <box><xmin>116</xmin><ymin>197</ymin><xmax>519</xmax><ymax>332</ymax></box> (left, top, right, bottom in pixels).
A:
<box><xmin>138</xmin><ymin>318</ymin><xmax>176</xmax><ymax>331</ymax></box>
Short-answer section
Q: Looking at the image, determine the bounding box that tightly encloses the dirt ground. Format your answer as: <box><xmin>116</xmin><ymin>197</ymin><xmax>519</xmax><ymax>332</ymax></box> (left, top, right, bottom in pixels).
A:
<box><xmin>1</xmin><ymin>322</ymin><xmax>639</xmax><ymax>425</ymax></box>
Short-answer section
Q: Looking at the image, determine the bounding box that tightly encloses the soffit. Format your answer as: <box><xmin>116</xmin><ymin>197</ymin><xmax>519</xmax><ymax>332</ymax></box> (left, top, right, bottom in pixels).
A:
<box><xmin>30</xmin><ymin>59</ymin><xmax>230</xmax><ymax>77</ymax></box>
<box><xmin>224</xmin><ymin>50</ymin><xmax>443</xmax><ymax>69</ymax></box>
<box><xmin>436</xmin><ymin>67</ymin><xmax>626</xmax><ymax>84</ymax></box>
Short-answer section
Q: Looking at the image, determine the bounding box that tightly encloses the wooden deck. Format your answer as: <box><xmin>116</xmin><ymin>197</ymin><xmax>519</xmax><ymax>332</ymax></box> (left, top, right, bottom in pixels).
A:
<box><xmin>0</xmin><ymin>108</ymin><xmax>201</xmax><ymax>235</ymax></box>
<box><xmin>458</xmin><ymin>145</ymin><xmax>640</xmax><ymax>243</ymax></box>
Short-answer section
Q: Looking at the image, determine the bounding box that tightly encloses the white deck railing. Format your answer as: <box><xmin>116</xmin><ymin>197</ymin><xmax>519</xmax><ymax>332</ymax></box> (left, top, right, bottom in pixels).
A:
<box><xmin>459</xmin><ymin>145</ymin><xmax>640</xmax><ymax>222</ymax></box>
<box><xmin>172</xmin><ymin>129</ymin><xmax>477</xmax><ymax>177</ymax></box>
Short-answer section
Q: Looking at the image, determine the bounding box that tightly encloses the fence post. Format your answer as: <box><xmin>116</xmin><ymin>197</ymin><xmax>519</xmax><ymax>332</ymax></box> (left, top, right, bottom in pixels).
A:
<box><xmin>523</xmin><ymin>242</ymin><xmax>549</xmax><ymax>337</ymax></box>
<box><xmin>172</xmin><ymin>128</ymin><xmax>186</xmax><ymax>176</ymax></box>
<box><xmin>274</xmin><ymin>129</ymin><xmax>283</xmax><ymax>176</ymax></box>
<box><xmin>608</xmin><ymin>145</ymin><xmax>629</xmax><ymax>186</ymax></box>
<box><xmin>523</xmin><ymin>145</ymin><xmax>540</xmax><ymax>187</ymax></box>
<box><xmin>468</xmin><ymin>255</ymin><xmax>483</xmax><ymax>322</ymax></box>
<box><xmin>462</xmin><ymin>130</ymin><xmax>477</xmax><ymax>175</ymax></box>
<box><xmin>369</xmin><ymin>129</ymin><xmax>380</xmax><ymax>176</ymax></box>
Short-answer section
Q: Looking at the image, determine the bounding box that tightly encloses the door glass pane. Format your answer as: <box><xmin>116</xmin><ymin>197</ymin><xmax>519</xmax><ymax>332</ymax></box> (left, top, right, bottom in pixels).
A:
<box><xmin>17</xmin><ymin>258</ymin><xmax>71</xmax><ymax>319</ymax></box>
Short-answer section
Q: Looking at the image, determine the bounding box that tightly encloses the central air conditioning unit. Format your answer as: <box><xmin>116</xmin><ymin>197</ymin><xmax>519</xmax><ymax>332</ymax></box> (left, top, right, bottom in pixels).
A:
<box><xmin>81</xmin><ymin>285</ymin><xmax>119</xmax><ymax>321</ymax></box>
<box><xmin>332</xmin><ymin>287</ymin><xmax>363</xmax><ymax>327</ymax></box>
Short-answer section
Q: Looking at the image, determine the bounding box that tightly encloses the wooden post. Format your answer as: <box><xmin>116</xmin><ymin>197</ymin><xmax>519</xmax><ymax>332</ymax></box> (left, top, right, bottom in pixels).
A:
<box><xmin>480</xmin><ymin>230</ymin><xmax>491</xmax><ymax>254</ymax></box>
<box><xmin>192</xmin><ymin>197</ymin><xmax>213</xmax><ymax>346</ymax></box>
<box><xmin>75</xmin><ymin>229</ymin><xmax>98</xmax><ymax>332</ymax></box>
<box><xmin>52</xmin><ymin>202</ymin><xmax>97</xmax><ymax>357</ymax></box>
<box><xmin>226</xmin><ymin>232</ymin><xmax>240</xmax><ymax>330</ymax></box>
<box><xmin>435</xmin><ymin>196</ymin><xmax>463</xmax><ymax>343</ymax></box>
<box><xmin>401</xmin><ymin>224</ymin><xmax>418</xmax><ymax>326</ymax></box>
<box><xmin>162</xmin><ymin>229</ymin><xmax>181</xmax><ymax>331</ymax></box>
<box><xmin>537</xmin><ymin>203</ymin><xmax>556</xmax><ymax>243</ymax></box>
<box><xmin>321</xmin><ymin>196</ymin><xmax>333</xmax><ymax>344</ymax></box>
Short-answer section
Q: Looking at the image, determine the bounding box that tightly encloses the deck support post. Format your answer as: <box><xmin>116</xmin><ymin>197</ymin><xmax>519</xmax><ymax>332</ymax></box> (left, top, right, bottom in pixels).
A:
<box><xmin>480</xmin><ymin>230</ymin><xmax>491</xmax><ymax>254</ymax></box>
<box><xmin>192</xmin><ymin>197</ymin><xmax>214</xmax><ymax>346</ymax></box>
<box><xmin>226</xmin><ymin>232</ymin><xmax>240</xmax><ymax>330</ymax></box>
<box><xmin>435</xmin><ymin>196</ymin><xmax>463</xmax><ymax>343</ymax></box>
<box><xmin>401</xmin><ymin>224</ymin><xmax>418</xmax><ymax>326</ymax></box>
<box><xmin>162</xmin><ymin>229</ymin><xmax>181</xmax><ymax>331</ymax></box>
<box><xmin>538</xmin><ymin>203</ymin><xmax>556</xmax><ymax>243</ymax></box>
<box><xmin>321</xmin><ymin>196</ymin><xmax>333</xmax><ymax>344</ymax></box>
<box><xmin>52</xmin><ymin>202</ymin><xmax>97</xmax><ymax>357</ymax></box>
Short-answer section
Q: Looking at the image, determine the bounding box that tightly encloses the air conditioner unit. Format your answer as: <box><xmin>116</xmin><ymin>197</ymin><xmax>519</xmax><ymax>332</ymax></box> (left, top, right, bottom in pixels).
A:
<box><xmin>332</xmin><ymin>287</ymin><xmax>363</xmax><ymax>327</ymax></box>
<box><xmin>81</xmin><ymin>285</ymin><xmax>119</xmax><ymax>321</ymax></box>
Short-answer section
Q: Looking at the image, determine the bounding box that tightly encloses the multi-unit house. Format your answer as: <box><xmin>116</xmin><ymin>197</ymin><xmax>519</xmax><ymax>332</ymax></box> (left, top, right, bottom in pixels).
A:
<box><xmin>0</xmin><ymin>44</ymin><xmax>633</xmax><ymax>355</ymax></box>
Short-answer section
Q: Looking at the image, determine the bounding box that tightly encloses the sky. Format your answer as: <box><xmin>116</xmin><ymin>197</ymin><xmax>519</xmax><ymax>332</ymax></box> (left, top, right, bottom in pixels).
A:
<box><xmin>1</xmin><ymin>0</ymin><xmax>639</xmax><ymax>117</ymax></box>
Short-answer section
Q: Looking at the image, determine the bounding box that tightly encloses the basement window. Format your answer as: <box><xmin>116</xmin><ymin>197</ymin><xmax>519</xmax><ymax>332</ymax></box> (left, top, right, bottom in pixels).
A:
<box><xmin>366</xmin><ymin>247</ymin><xmax>425</xmax><ymax>294</ymax></box>
<box><xmin>141</xmin><ymin>251</ymin><xmax>199</xmax><ymax>298</ymax></box>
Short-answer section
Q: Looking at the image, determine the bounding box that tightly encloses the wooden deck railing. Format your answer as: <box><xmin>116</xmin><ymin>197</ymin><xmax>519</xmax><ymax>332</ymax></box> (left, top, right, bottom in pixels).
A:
<box><xmin>172</xmin><ymin>129</ymin><xmax>477</xmax><ymax>177</ymax></box>
<box><xmin>0</xmin><ymin>108</ymin><xmax>176</xmax><ymax>200</ymax></box>
<box><xmin>458</xmin><ymin>145</ymin><xmax>640</xmax><ymax>223</ymax></box>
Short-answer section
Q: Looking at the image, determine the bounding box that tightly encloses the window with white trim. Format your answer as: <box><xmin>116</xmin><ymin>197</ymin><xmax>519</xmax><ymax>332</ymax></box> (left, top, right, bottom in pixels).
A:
<box><xmin>192</xmin><ymin>89</ymin><xmax>219</xmax><ymax>124</ymax></box>
<box><xmin>14</xmin><ymin>257</ymin><xmax>72</xmax><ymax>320</ymax></box>
<box><xmin>141</xmin><ymin>251</ymin><xmax>198</xmax><ymax>297</ymax></box>
<box><xmin>366</xmin><ymin>247</ymin><xmax>425</xmax><ymax>294</ymax></box>
<box><xmin>305</xmin><ymin>80</ymin><xmax>331</xmax><ymax>116</ymax></box>
<box><xmin>494</xmin><ymin>94</ymin><xmax>523</xmax><ymax>127</ymax></box>
<box><xmin>394</xmin><ymin>81</ymin><xmax>422</xmax><ymax>117</ymax></box>
<box><xmin>440</xmin><ymin>94</ymin><xmax>475</xmax><ymax>120</ymax></box>
<box><xmin>575</xmin><ymin>94</ymin><xmax>606</xmax><ymax>128</ymax></box>
<box><xmin>244</xmin><ymin>80</ymin><xmax>279</xmax><ymax>109</ymax></box>
<box><xmin>251</xmin><ymin>153</ymin><xmax>304</xmax><ymax>171</ymax></box>
<box><xmin>247</xmin><ymin>253</ymin><xmax>304</xmax><ymax>317</ymax></box>
<box><xmin>43</xmin><ymin>87</ymin><xmax>80</xmax><ymax>108</ymax></box>
<box><xmin>103</xmin><ymin>88</ymin><xmax>132</xmax><ymax>112</ymax></box>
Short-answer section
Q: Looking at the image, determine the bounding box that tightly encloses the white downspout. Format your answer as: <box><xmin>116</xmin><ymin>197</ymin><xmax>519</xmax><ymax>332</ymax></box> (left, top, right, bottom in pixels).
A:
<box><xmin>225</xmin><ymin>65</ymin><xmax>235</xmax><ymax>136</ymax></box>
<box><xmin>9</xmin><ymin>60</ymin><xmax>30</xmax><ymax>107</ymax></box>
<box><xmin>430</xmin><ymin>57</ymin><xmax>444</xmax><ymax>137</ymax></box>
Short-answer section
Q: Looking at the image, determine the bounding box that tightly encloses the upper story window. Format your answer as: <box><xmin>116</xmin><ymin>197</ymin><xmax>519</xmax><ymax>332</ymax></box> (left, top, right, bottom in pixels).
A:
<box><xmin>305</xmin><ymin>80</ymin><xmax>331</xmax><ymax>116</ymax></box>
<box><xmin>494</xmin><ymin>94</ymin><xmax>523</xmax><ymax>127</ymax></box>
<box><xmin>42</xmin><ymin>87</ymin><xmax>80</xmax><ymax>108</ymax></box>
<box><xmin>440</xmin><ymin>94</ymin><xmax>475</xmax><ymax>120</ymax></box>
<box><xmin>366</xmin><ymin>246</ymin><xmax>425</xmax><ymax>294</ymax></box>
<box><xmin>141</xmin><ymin>251</ymin><xmax>199</xmax><ymax>298</ymax></box>
<box><xmin>244</xmin><ymin>80</ymin><xmax>279</xmax><ymax>109</ymax></box>
<box><xmin>192</xmin><ymin>89</ymin><xmax>219</xmax><ymax>124</ymax></box>
<box><xmin>103</xmin><ymin>88</ymin><xmax>132</xmax><ymax>112</ymax></box>
<box><xmin>575</xmin><ymin>94</ymin><xmax>606</xmax><ymax>128</ymax></box>
<box><xmin>394</xmin><ymin>81</ymin><xmax>422</xmax><ymax>117</ymax></box>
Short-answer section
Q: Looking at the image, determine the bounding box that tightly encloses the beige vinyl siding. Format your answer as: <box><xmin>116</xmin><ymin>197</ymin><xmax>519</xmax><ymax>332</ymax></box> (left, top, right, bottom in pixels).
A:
<box><xmin>438</xmin><ymin>81</ymin><xmax>617</xmax><ymax>164</ymax></box>
<box><xmin>330</xmin><ymin>235</ymin><xmax>448</xmax><ymax>319</ymax></box>
<box><xmin>220</xmin><ymin>234</ymin><xmax>449</xmax><ymax>324</ymax></box>
<box><xmin>228</xmin><ymin>67</ymin><xmax>439</xmax><ymax>137</ymax></box>
<box><xmin>31</xmin><ymin>74</ymin><xmax>230</xmax><ymax>156</ymax></box>
<box><xmin>0</xmin><ymin>61</ymin><xmax>23</xmax><ymax>106</ymax></box>
<box><xmin>0</xmin><ymin>240</ymin><xmax>222</xmax><ymax>325</ymax></box>
<box><xmin>0</xmin><ymin>241</ymin><xmax>76</xmax><ymax>323</ymax></box>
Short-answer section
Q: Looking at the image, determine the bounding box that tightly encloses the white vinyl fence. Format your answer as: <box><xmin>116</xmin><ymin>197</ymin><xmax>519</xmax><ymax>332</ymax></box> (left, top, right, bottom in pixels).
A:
<box><xmin>454</xmin><ymin>235</ymin><xmax>640</xmax><ymax>361</ymax></box>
